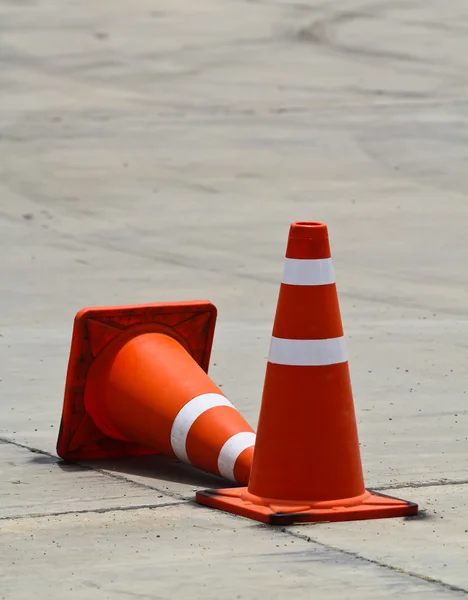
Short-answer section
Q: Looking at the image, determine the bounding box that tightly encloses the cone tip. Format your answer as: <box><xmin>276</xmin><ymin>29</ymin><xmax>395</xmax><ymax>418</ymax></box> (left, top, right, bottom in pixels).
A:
<box><xmin>289</xmin><ymin>222</ymin><xmax>328</xmax><ymax>240</ymax></box>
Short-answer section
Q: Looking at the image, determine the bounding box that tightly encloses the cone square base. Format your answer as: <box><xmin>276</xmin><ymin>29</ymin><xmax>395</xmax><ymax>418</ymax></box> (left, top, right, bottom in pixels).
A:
<box><xmin>57</xmin><ymin>301</ymin><xmax>217</xmax><ymax>461</ymax></box>
<box><xmin>196</xmin><ymin>487</ymin><xmax>418</xmax><ymax>525</ymax></box>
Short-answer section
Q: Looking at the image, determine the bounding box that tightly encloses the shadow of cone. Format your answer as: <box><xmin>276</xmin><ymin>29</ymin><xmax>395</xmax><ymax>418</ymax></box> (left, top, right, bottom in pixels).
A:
<box><xmin>196</xmin><ymin>222</ymin><xmax>418</xmax><ymax>524</ymax></box>
<box><xmin>57</xmin><ymin>301</ymin><xmax>255</xmax><ymax>485</ymax></box>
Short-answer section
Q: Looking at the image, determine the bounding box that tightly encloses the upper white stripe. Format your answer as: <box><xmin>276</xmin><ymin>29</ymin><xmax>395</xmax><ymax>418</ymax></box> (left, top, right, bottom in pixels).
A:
<box><xmin>268</xmin><ymin>336</ymin><xmax>347</xmax><ymax>366</ymax></box>
<box><xmin>282</xmin><ymin>258</ymin><xmax>335</xmax><ymax>286</ymax></box>
<box><xmin>170</xmin><ymin>393</ymin><xmax>233</xmax><ymax>464</ymax></box>
<box><xmin>217</xmin><ymin>432</ymin><xmax>256</xmax><ymax>483</ymax></box>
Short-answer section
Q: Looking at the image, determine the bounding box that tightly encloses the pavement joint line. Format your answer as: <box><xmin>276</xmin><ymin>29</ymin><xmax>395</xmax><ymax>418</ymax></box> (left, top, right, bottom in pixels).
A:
<box><xmin>0</xmin><ymin>501</ymin><xmax>187</xmax><ymax>522</ymax></box>
<box><xmin>372</xmin><ymin>479</ymin><xmax>468</xmax><ymax>491</ymax></box>
<box><xmin>82</xmin><ymin>465</ymin><xmax>191</xmax><ymax>502</ymax></box>
<box><xmin>2</xmin><ymin>437</ymin><xmax>468</xmax><ymax>496</ymax></box>
<box><xmin>0</xmin><ymin>437</ymin><xmax>191</xmax><ymax>502</ymax></box>
<box><xmin>280</xmin><ymin>529</ymin><xmax>468</xmax><ymax>596</ymax></box>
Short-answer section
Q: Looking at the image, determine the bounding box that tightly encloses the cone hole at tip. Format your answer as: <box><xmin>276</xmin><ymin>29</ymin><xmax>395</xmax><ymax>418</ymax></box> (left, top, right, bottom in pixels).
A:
<box><xmin>289</xmin><ymin>221</ymin><xmax>329</xmax><ymax>242</ymax></box>
<box><xmin>293</xmin><ymin>221</ymin><xmax>325</xmax><ymax>228</ymax></box>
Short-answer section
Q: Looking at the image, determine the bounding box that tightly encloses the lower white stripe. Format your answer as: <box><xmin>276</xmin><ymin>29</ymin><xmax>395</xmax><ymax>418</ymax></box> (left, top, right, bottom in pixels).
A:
<box><xmin>269</xmin><ymin>336</ymin><xmax>347</xmax><ymax>366</ymax></box>
<box><xmin>217</xmin><ymin>432</ymin><xmax>256</xmax><ymax>483</ymax></box>
<box><xmin>170</xmin><ymin>393</ymin><xmax>233</xmax><ymax>464</ymax></box>
<box><xmin>282</xmin><ymin>258</ymin><xmax>335</xmax><ymax>286</ymax></box>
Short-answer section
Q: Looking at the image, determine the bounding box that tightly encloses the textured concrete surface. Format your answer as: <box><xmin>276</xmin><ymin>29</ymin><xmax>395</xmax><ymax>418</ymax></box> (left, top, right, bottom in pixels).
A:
<box><xmin>2</xmin><ymin>501</ymin><xmax>465</xmax><ymax>600</ymax></box>
<box><xmin>1</xmin><ymin>0</ymin><xmax>468</xmax><ymax>598</ymax></box>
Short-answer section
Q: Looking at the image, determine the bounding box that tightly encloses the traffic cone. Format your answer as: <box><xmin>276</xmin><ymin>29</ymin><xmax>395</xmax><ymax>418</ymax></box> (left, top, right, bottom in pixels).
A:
<box><xmin>196</xmin><ymin>222</ymin><xmax>418</xmax><ymax>524</ymax></box>
<box><xmin>57</xmin><ymin>301</ymin><xmax>255</xmax><ymax>485</ymax></box>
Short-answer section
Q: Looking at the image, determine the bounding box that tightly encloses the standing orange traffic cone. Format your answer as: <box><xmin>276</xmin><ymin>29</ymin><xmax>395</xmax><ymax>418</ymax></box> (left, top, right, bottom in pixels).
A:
<box><xmin>196</xmin><ymin>222</ymin><xmax>418</xmax><ymax>523</ymax></box>
<box><xmin>57</xmin><ymin>301</ymin><xmax>255</xmax><ymax>485</ymax></box>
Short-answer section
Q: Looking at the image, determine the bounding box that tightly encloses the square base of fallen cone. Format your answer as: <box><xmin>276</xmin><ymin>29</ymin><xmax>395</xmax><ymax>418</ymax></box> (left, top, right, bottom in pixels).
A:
<box><xmin>196</xmin><ymin>487</ymin><xmax>418</xmax><ymax>525</ymax></box>
<box><xmin>57</xmin><ymin>300</ymin><xmax>217</xmax><ymax>461</ymax></box>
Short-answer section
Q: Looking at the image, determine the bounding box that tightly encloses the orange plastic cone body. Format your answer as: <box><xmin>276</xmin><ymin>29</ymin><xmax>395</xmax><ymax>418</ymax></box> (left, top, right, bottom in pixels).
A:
<box><xmin>57</xmin><ymin>301</ymin><xmax>255</xmax><ymax>485</ymax></box>
<box><xmin>196</xmin><ymin>223</ymin><xmax>418</xmax><ymax>524</ymax></box>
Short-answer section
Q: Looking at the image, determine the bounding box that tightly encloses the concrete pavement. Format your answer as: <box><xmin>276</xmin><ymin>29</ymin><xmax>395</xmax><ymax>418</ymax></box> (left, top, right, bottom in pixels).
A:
<box><xmin>1</xmin><ymin>0</ymin><xmax>468</xmax><ymax>597</ymax></box>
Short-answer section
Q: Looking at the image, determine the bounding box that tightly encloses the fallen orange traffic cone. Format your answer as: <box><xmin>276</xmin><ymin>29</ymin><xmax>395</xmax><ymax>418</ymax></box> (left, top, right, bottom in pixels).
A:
<box><xmin>197</xmin><ymin>222</ymin><xmax>418</xmax><ymax>524</ymax></box>
<box><xmin>57</xmin><ymin>301</ymin><xmax>255</xmax><ymax>485</ymax></box>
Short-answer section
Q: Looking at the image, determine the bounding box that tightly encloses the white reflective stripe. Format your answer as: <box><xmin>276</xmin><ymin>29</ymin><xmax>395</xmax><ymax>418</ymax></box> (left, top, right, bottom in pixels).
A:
<box><xmin>268</xmin><ymin>336</ymin><xmax>347</xmax><ymax>366</ymax></box>
<box><xmin>217</xmin><ymin>432</ymin><xmax>256</xmax><ymax>483</ymax></box>
<box><xmin>170</xmin><ymin>393</ymin><xmax>233</xmax><ymax>464</ymax></box>
<box><xmin>282</xmin><ymin>258</ymin><xmax>335</xmax><ymax>286</ymax></box>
